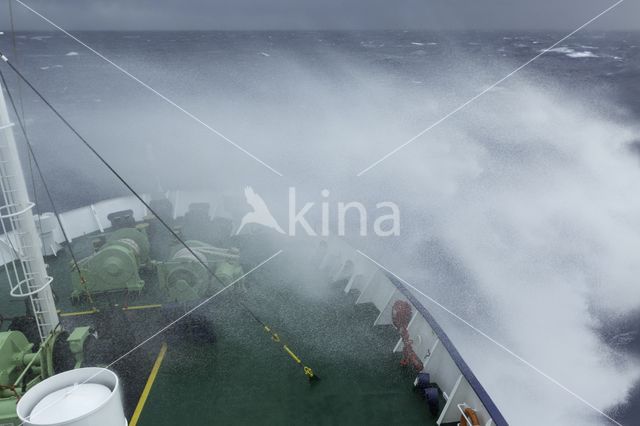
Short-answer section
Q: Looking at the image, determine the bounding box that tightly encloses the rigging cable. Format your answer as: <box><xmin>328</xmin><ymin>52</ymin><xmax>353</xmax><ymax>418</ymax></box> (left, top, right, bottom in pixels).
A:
<box><xmin>8</xmin><ymin>0</ymin><xmax>44</xmax><ymax>255</ymax></box>
<box><xmin>0</xmin><ymin>52</ymin><xmax>318</xmax><ymax>381</ymax></box>
<box><xmin>0</xmin><ymin>67</ymin><xmax>95</xmax><ymax>308</ymax></box>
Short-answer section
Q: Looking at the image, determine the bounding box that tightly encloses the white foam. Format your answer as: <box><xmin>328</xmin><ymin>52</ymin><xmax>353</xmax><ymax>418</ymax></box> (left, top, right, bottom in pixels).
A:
<box><xmin>360</xmin><ymin>41</ymin><xmax>384</xmax><ymax>48</ymax></box>
<box><xmin>262</xmin><ymin>62</ymin><xmax>640</xmax><ymax>424</ymax></box>
<box><xmin>567</xmin><ymin>51</ymin><xmax>598</xmax><ymax>58</ymax></box>
<box><xmin>65</xmin><ymin>51</ymin><xmax>79</xmax><ymax>56</ymax></box>
<box><xmin>544</xmin><ymin>46</ymin><xmax>574</xmax><ymax>54</ymax></box>
<box><xmin>57</xmin><ymin>47</ymin><xmax>639</xmax><ymax>426</ymax></box>
<box><xmin>543</xmin><ymin>46</ymin><xmax>598</xmax><ymax>58</ymax></box>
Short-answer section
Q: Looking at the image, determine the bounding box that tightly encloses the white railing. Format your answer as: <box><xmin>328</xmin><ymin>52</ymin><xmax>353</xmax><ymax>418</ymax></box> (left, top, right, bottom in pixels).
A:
<box><xmin>316</xmin><ymin>237</ymin><xmax>507</xmax><ymax>426</ymax></box>
<box><xmin>0</xmin><ymin>190</ymin><xmax>232</xmax><ymax>267</ymax></box>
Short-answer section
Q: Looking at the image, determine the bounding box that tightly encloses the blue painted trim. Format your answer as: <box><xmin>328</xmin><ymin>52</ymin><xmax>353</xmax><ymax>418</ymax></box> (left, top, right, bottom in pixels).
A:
<box><xmin>385</xmin><ymin>274</ymin><xmax>509</xmax><ymax>426</ymax></box>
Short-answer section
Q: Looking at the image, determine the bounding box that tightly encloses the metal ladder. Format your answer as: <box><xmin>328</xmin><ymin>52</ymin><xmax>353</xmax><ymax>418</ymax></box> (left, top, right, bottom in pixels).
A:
<box><xmin>0</xmin><ymin>83</ymin><xmax>57</xmax><ymax>342</ymax></box>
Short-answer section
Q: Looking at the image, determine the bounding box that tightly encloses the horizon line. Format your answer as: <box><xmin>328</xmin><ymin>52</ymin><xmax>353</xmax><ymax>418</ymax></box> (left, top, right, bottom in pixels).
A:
<box><xmin>2</xmin><ymin>28</ymin><xmax>640</xmax><ymax>33</ymax></box>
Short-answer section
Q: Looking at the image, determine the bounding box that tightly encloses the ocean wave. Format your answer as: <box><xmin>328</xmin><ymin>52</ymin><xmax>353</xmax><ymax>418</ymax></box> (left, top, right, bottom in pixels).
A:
<box><xmin>360</xmin><ymin>41</ymin><xmax>384</xmax><ymax>48</ymax></box>
<box><xmin>40</xmin><ymin>64</ymin><xmax>64</xmax><ymax>71</ymax></box>
<box><xmin>567</xmin><ymin>51</ymin><xmax>598</xmax><ymax>58</ymax></box>
<box><xmin>65</xmin><ymin>51</ymin><xmax>79</xmax><ymax>56</ymax></box>
<box><xmin>543</xmin><ymin>46</ymin><xmax>599</xmax><ymax>58</ymax></box>
<box><xmin>409</xmin><ymin>41</ymin><xmax>437</xmax><ymax>47</ymax></box>
<box><xmin>545</xmin><ymin>46</ymin><xmax>574</xmax><ymax>54</ymax></box>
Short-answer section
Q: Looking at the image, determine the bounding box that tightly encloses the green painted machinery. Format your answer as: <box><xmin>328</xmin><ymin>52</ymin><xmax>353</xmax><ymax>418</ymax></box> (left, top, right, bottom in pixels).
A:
<box><xmin>71</xmin><ymin>225</ymin><xmax>150</xmax><ymax>301</ymax></box>
<box><xmin>0</xmin><ymin>327</ymin><xmax>88</xmax><ymax>425</ymax></box>
<box><xmin>157</xmin><ymin>241</ymin><xmax>244</xmax><ymax>303</ymax></box>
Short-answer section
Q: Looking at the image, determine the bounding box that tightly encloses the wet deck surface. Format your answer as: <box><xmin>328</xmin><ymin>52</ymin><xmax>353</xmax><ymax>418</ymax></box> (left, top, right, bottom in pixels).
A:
<box><xmin>138</xmin><ymin>287</ymin><xmax>436</xmax><ymax>424</ymax></box>
<box><xmin>0</xmin><ymin>231</ymin><xmax>437</xmax><ymax>425</ymax></box>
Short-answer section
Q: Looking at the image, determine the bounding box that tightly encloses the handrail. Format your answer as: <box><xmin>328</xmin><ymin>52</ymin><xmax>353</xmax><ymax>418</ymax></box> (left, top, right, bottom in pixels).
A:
<box><xmin>385</xmin><ymin>273</ymin><xmax>508</xmax><ymax>426</ymax></box>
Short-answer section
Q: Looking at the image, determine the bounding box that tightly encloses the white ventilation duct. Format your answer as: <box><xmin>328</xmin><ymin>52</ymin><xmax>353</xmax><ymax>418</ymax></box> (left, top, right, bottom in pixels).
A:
<box><xmin>37</xmin><ymin>212</ymin><xmax>62</xmax><ymax>256</ymax></box>
<box><xmin>16</xmin><ymin>368</ymin><xmax>127</xmax><ymax>426</ymax></box>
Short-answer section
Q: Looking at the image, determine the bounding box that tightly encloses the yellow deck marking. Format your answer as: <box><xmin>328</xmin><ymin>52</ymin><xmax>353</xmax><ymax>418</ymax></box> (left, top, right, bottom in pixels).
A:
<box><xmin>130</xmin><ymin>342</ymin><xmax>168</xmax><ymax>426</ymax></box>
<box><xmin>59</xmin><ymin>309</ymin><xmax>98</xmax><ymax>317</ymax></box>
<box><xmin>59</xmin><ymin>304</ymin><xmax>163</xmax><ymax>317</ymax></box>
<box><xmin>124</xmin><ymin>304</ymin><xmax>163</xmax><ymax>311</ymax></box>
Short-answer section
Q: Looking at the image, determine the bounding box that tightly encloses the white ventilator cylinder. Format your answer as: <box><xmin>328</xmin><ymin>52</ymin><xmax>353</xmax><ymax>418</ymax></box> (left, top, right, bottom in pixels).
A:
<box><xmin>16</xmin><ymin>368</ymin><xmax>127</xmax><ymax>426</ymax></box>
<box><xmin>37</xmin><ymin>212</ymin><xmax>62</xmax><ymax>256</ymax></box>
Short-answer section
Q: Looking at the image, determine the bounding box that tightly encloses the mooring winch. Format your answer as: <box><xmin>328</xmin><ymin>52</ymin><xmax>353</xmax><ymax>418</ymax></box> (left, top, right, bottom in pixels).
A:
<box><xmin>71</xmin><ymin>225</ymin><xmax>150</xmax><ymax>301</ymax></box>
<box><xmin>157</xmin><ymin>240</ymin><xmax>243</xmax><ymax>303</ymax></box>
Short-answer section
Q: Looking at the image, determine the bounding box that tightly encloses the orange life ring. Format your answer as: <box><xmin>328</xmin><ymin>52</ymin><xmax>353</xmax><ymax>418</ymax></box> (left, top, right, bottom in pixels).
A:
<box><xmin>460</xmin><ymin>407</ymin><xmax>480</xmax><ymax>426</ymax></box>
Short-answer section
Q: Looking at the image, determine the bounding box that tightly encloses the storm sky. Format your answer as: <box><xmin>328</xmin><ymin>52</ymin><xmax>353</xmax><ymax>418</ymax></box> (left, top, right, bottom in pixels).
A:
<box><xmin>1</xmin><ymin>0</ymin><xmax>638</xmax><ymax>31</ymax></box>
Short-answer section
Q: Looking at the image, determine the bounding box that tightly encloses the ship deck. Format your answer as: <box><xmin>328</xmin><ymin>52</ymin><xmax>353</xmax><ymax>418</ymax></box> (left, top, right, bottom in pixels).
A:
<box><xmin>0</xmin><ymin>230</ymin><xmax>441</xmax><ymax>425</ymax></box>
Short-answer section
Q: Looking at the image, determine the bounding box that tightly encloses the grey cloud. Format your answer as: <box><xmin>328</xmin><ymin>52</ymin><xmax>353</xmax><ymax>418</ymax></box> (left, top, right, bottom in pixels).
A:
<box><xmin>0</xmin><ymin>0</ymin><xmax>637</xmax><ymax>31</ymax></box>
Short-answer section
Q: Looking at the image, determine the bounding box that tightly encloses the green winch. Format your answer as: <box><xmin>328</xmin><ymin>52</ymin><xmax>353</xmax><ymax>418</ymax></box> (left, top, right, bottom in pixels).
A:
<box><xmin>71</xmin><ymin>225</ymin><xmax>150</xmax><ymax>301</ymax></box>
<box><xmin>157</xmin><ymin>240</ymin><xmax>244</xmax><ymax>303</ymax></box>
<box><xmin>0</xmin><ymin>328</ymin><xmax>87</xmax><ymax>425</ymax></box>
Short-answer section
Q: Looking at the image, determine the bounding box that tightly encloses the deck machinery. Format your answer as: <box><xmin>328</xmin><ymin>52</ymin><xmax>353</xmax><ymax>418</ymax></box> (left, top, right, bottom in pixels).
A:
<box><xmin>71</xmin><ymin>227</ymin><xmax>243</xmax><ymax>304</ymax></box>
<box><xmin>71</xmin><ymin>226</ymin><xmax>150</xmax><ymax>301</ymax></box>
<box><xmin>158</xmin><ymin>241</ymin><xmax>243</xmax><ymax>302</ymax></box>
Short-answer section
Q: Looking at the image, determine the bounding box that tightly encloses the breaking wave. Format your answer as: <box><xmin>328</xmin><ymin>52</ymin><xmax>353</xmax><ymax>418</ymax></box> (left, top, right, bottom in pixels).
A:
<box><xmin>544</xmin><ymin>46</ymin><xmax>599</xmax><ymax>58</ymax></box>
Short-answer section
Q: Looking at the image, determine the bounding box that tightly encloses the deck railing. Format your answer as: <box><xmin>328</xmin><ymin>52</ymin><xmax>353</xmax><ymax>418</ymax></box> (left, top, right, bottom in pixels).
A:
<box><xmin>317</xmin><ymin>238</ymin><xmax>508</xmax><ymax>426</ymax></box>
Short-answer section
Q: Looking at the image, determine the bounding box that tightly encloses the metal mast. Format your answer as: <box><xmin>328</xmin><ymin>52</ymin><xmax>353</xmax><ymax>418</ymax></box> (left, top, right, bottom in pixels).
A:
<box><xmin>0</xmin><ymin>73</ymin><xmax>58</xmax><ymax>342</ymax></box>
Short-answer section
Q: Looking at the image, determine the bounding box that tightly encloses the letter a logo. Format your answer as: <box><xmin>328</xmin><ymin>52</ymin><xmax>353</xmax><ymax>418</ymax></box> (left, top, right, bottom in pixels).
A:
<box><xmin>236</xmin><ymin>186</ymin><xmax>285</xmax><ymax>234</ymax></box>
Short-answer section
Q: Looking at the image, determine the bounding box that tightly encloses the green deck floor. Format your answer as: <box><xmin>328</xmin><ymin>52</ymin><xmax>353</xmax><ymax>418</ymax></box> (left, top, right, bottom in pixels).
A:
<box><xmin>135</xmin><ymin>248</ymin><xmax>437</xmax><ymax>425</ymax></box>
<box><xmin>1</xmin><ymin>231</ymin><xmax>438</xmax><ymax>425</ymax></box>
